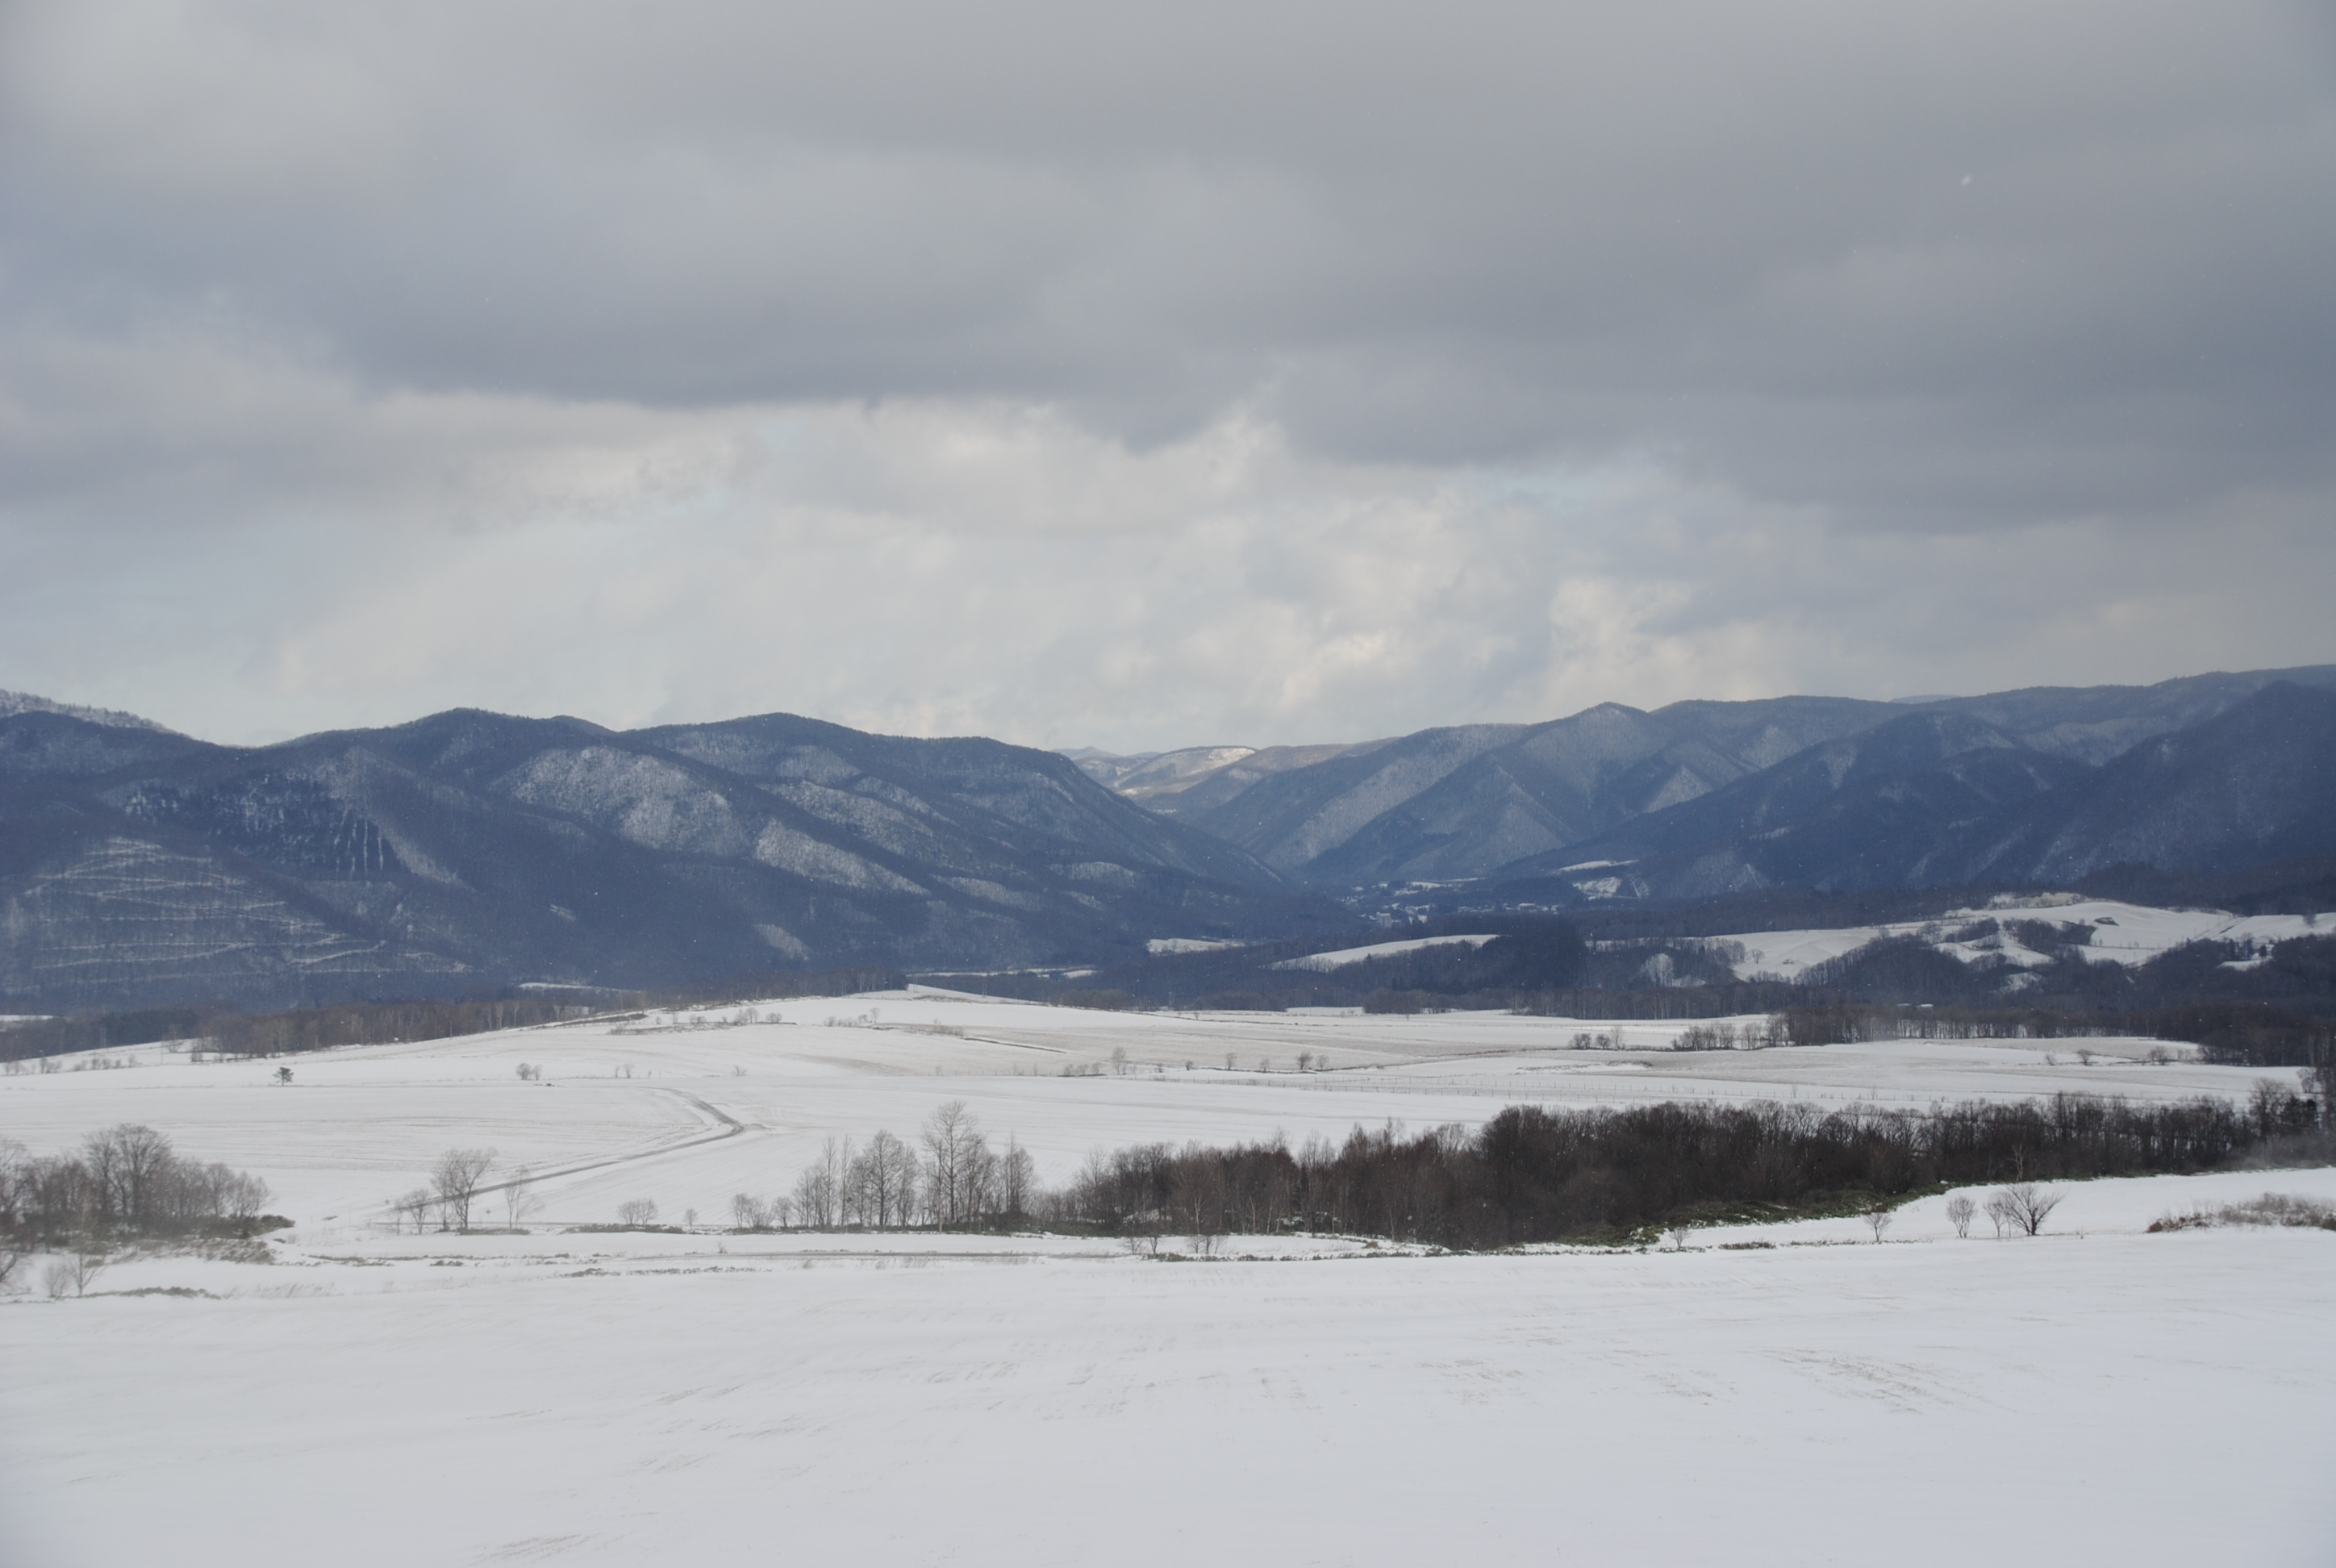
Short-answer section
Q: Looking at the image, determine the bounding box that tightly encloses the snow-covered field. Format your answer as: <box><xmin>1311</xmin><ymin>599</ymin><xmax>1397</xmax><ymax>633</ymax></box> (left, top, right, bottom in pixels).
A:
<box><xmin>0</xmin><ymin>990</ymin><xmax>2298</xmax><ymax>1227</ymax></box>
<box><xmin>1719</xmin><ymin>897</ymin><xmax>2333</xmax><ymax>981</ymax></box>
<box><xmin>4</xmin><ymin>1191</ymin><xmax>2332</xmax><ymax>1566</ymax></box>
<box><xmin>3</xmin><ymin>994</ymin><xmax>2330</xmax><ymax>1565</ymax></box>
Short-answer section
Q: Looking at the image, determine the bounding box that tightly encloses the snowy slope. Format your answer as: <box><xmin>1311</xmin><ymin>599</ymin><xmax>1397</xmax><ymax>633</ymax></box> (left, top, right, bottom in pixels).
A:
<box><xmin>1720</xmin><ymin>898</ymin><xmax>2332</xmax><ymax>981</ymax></box>
<box><xmin>1271</xmin><ymin>933</ymin><xmax>1500</xmax><ymax>970</ymax></box>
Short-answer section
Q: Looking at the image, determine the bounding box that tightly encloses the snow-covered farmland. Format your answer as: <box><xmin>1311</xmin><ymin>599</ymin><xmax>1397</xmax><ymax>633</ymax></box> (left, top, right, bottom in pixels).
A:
<box><xmin>1719</xmin><ymin>897</ymin><xmax>2334</xmax><ymax>981</ymax></box>
<box><xmin>0</xmin><ymin>990</ymin><xmax>2299</xmax><ymax>1227</ymax></box>
<box><xmin>2</xmin><ymin>994</ymin><xmax>2330</xmax><ymax>1566</ymax></box>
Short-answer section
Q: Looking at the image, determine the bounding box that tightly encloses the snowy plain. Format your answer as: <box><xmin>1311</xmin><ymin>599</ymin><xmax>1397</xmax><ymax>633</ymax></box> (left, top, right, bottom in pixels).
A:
<box><xmin>2</xmin><ymin>992</ymin><xmax>2331</xmax><ymax>1565</ymax></box>
<box><xmin>0</xmin><ymin>989</ymin><xmax>2303</xmax><ymax>1226</ymax></box>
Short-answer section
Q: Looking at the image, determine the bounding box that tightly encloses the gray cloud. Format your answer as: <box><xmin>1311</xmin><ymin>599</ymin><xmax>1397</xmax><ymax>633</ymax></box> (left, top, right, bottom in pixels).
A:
<box><xmin>1</xmin><ymin>1</ymin><xmax>2331</xmax><ymax>744</ymax></box>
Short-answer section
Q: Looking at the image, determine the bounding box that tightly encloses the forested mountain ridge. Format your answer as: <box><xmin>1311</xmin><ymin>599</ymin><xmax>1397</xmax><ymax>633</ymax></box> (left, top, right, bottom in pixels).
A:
<box><xmin>1492</xmin><ymin>682</ymin><xmax>2336</xmax><ymax>903</ymax></box>
<box><xmin>7</xmin><ymin>664</ymin><xmax>2333</xmax><ymax>1012</ymax></box>
<box><xmin>0</xmin><ymin>705</ymin><xmax>1322</xmax><ymax>1011</ymax></box>
<box><xmin>1074</xmin><ymin>666</ymin><xmax>2336</xmax><ymax>893</ymax></box>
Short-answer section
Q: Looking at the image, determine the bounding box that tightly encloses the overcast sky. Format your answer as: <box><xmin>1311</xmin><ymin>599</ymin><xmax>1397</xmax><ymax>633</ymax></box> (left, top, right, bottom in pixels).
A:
<box><xmin>3</xmin><ymin>2</ymin><xmax>2332</xmax><ymax>751</ymax></box>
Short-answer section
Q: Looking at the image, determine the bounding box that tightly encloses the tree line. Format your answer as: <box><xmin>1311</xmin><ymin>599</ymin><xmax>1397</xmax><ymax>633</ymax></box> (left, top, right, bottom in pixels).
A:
<box><xmin>0</xmin><ymin>965</ymin><xmax>909</xmax><ymax>1065</ymax></box>
<box><xmin>0</xmin><ymin>996</ymin><xmax>603</xmax><ymax>1063</ymax></box>
<box><xmin>366</xmin><ymin>1081</ymin><xmax>2325</xmax><ymax>1247</ymax></box>
<box><xmin>686</xmin><ymin>1086</ymin><xmax>2332</xmax><ymax>1249</ymax></box>
<box><xmin>208</xmin><ymin>998</ymin><xmax>602</xmax><ymax>1057</ymax></box>
<box><xmin>0</xmin><ymin>1124</ymin><xmax>278</xmax><ymax>1243</ymax></box>
<box><xmin>1039</xmin><ymin>1087</ymin><xmax>2326</xmax><ymax>1249</ymax></box>
<box><xmin>1763</xmin><ymin>999</ymin><xmax>2335</xmax><ymax>1081</ymax></box>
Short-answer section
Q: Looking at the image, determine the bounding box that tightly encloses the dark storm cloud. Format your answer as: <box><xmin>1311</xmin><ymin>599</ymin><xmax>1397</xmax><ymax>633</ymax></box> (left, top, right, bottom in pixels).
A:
<box><xmin>10</xmin><ymin>2</ymin><xmax>2332</xmax><ymax>520</ymax></box>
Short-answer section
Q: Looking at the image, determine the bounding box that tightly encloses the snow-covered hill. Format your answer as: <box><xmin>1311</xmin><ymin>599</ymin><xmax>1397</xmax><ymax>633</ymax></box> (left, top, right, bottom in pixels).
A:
<box><xmin>1717</xmin><ymin>898</ymin><xmax>2334</xmax><ymax>982</ymax></box>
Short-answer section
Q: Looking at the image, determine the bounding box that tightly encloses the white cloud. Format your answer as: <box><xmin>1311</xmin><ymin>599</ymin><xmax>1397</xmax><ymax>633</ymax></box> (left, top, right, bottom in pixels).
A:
<box><xmin>2</xmin><ymin>333</ymin><xmax>2327</xmax><ymax>749</ymax></box>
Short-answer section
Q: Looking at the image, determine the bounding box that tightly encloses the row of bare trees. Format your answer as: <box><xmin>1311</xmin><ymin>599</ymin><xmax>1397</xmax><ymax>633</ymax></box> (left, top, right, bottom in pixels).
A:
<box><xmin>732</xmin><ymin>1102</ymin><xmax>1038</xmax><ymax>1232</ymax></box>
<box><xmin>390</xmin><ymin>1148</ymin><xmax>540</xmax><ymax>1232</ymax></box>
<box><xmin>0</xmin><ymin>1126</ymin><xmax>274</xmax><ymax>1241</ymax></box>
<box><xmin>1942</xmin><ymin>1184</ymin><xmax>2064</xmax><ymax>1238</ymax></box>
<box><xmin>392</xmin><ymin>1103</ymin><xmax>1045</xmax><ymax>1236</ymax></box>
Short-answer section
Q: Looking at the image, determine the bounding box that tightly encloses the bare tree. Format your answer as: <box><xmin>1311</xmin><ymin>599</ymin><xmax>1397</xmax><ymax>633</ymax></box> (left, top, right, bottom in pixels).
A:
<box><xmin>793</xmin><ymin>1136</ymin><xmax>850</xmax><ymax>1228</ymax></box>
<box><xmin>393</xmin><ymin>1187</ymin><xmax>436</xmax><ymax>1233</ymax></box>
<box><xmin>1984</xmin><ymin>1191</ymin><xmax>2015</xmax><ymax>1238</ymax></box>
<box><xmin>1945</xmin><ymin>1195</ymin><xmax>1977</xmax><ymax>1238</ymax></box>
<box><xmin>44</xmin><ymin>1253</ymin><xmax>106</xmax><ymax>1298</ymax></box>
<box><xmin>853</xmin><ymin>1129</ymin><xmax>918</xmax><ymax>1228</ymax></box>
<box><xmin>894</xmin><ymin>1141</ymin><xmax>925</xmax><ymax>1227</ymax></box>
<box><xmin>222</xmin><ymin>1169</ymin><xmax>272</xmax><ymax>1227</ymax></box>
<box><xmin>1120</xmin><ymin>1213</ymin><xmax>1162</xmax><ymax>1256</ymax></box>
<box><xmin>615</xmin><ymin>1197</ymin><xmax>659</xmax><ymax>1227</ymax></box>
<box><xmin>844</xmin><ymin>1136</ymin><xmax>875</xmax><ymax>1226</ymax></box>
<box><xmin>730</xmin><ymin>1192</ymin><xmax>766</xmax><ymax>1231</ymax></box>
<box><xmin>503</xmin><ymin>1166</ymin><xmax>540</xmax><ymax>1232</ymax></box>
<box><xmin>1863</xmin><ymin>1203</ymin><xmax>1893</xmax><ymax>1242</ymax></box>
<box><xmin>962</xmin><ymin>1132</ymin><xmax>999</xmax><ymax>1220</ymax></box>
<box><xmin>1170</xmin><ymin>1157</ymin><xmax>1226</xmax><ymax>1241</ymax></box>
<box><xmin>799</xmin><ymin>1160</ymin><xmax>836</xmax><ymax>1228</ymax></box>
<box><xmin>999</xmin><ymin>1136</ymin><xmax>1036</xmax><ymax>1220</ymax></box>
<box><xmin>430</xmin><ymin>1148</ymin><xmax>498</xmax><ymax>1231</ymax></box>
<box><xmin>1991</xmin><ymin>1183</ymin><xmax>2063</xmax><ymax>1237</ymax></box>
<box><xmin>0</xmin><ymin>1138</ymin><xmax>26</xmax><ymax>1233</ymax></box>
<box><xmin>826</xmin><ymin>1137</ymin><xmax>854</xmax><ymax>1224</ymax></box>
<box><xmin>0</xmin><ymin>1249</ymin><xmax>18</xmax><ymax>1290</ymax></box>
<box><xmin>82</xmin><ymin>1124</ymin><xmax>173</xmax><ymax>1229</ymax></box>
<box><xmin>922</xmin><ymin>1102</ymin><xmax>976</xmax><ymax>1227</ymax></box>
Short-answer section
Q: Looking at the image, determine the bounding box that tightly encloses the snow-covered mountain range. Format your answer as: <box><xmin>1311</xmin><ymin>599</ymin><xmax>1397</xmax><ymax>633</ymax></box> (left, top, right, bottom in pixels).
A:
<box><xmin>0</xmin><ymin>707</ymin><xmax>1329</xmax><ymax>1011</ymax></box>
<box><xmin>6</xmin><ymin>663</ymin><xmax>2333</xmax><ymax>1011</ymax></box>
<box><xmin>1072</xmin><ymin>666</ymin><xmax>2336</xmax><ymax>898</ymax></box>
